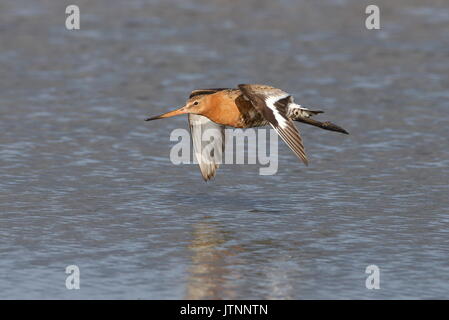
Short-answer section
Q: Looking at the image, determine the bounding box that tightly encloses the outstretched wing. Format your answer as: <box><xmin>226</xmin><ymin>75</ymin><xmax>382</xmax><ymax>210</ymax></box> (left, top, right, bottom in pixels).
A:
<box><xmin>238</xmin><ymin>84</ymin><xmax>308</xmax><ymax>165</ymax></box>
<box><xmin>188</xmin><ymin>114</ymin><xmax>225</xmax><ymax>181</ymax></box>
<box><xmin>189</xmin><ymin>88</ymin><xmax>231</xmax><ymax>99</ymax></box>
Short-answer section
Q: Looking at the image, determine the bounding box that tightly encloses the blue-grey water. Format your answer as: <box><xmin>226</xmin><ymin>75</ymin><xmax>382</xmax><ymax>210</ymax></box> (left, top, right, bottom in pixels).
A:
<box><xmin>1</xmin><ymin>0</ymin><xmax>448</xmax><ymax>299</ymax></box>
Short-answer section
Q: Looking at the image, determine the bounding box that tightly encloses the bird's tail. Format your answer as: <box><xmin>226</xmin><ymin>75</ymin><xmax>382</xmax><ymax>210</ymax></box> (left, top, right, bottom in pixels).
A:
<box><xmin>288</xmin><ymin>104</ymin><xmax>324</xmax><ymax>119</ymax></box>
<box><xmin>305</xmin><ymin>109</ymin><xmax>324</xmax><ymax>116</ymax></box>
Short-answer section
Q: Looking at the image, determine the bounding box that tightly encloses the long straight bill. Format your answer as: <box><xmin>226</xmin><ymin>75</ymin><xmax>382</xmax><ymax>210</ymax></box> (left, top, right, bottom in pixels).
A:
<box><xmin>145</xmin><ymin>107</ymin><xmax>186</xmax><ymax>121</ymax></box>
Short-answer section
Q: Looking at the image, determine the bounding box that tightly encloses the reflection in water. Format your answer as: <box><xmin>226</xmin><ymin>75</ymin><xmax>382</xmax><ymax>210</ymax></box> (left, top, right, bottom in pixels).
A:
<box><xmin>185</xmin><ymin>220</ymin><xmax>240</xmax><ymax>299</ymax></box>
<box><xmin>185</xmin><ymin>219</ymin><xmax>297</xmax><ymax>299</ymax></box>
<box><xmin>264</xmin><ymin>259</ymin><xmax>295</xmax><ymax>299</ymax></box>
<box><xmin>3</xmin><ymin>0</ymin><xmax>449</xmax><ymax>298</ymax></box>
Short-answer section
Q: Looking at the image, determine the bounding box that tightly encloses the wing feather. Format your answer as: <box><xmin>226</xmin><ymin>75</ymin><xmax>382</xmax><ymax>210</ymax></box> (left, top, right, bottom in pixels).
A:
<box><xmin>188</xmin><ymin>114</ymin><xmax>225</xmax><ymax>181</ymax></box>
<box><xmin>189</xmin><ymin>88</ymin><xmax>231</xmax><ymax>98</ymax></box>
<box><xmin>238</xmin><ymin>84</ymin><xmax>308</xmax><ymax>165</ymax></box>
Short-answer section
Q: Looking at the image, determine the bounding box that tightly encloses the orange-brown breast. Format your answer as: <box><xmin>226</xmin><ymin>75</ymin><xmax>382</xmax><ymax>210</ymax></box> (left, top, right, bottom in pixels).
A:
<box><xmin>200</xmin><ymin>90</ymin><xmax>266</xmax><ymax>128</ymax></box>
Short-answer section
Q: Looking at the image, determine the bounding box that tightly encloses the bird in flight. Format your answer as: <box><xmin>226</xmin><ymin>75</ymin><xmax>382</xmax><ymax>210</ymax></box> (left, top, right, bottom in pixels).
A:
<box><xmin>145</xmin><ymin>84</ymin><xmax>348</xmax><ymax>180</ymax></box>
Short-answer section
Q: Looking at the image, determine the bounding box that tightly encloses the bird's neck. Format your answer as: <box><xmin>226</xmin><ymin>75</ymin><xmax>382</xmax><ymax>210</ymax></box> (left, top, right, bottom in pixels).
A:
<box><xmin>199</xmin><ymin>94</ymin><xmax>242</xmax><ymax>127</ymax></box>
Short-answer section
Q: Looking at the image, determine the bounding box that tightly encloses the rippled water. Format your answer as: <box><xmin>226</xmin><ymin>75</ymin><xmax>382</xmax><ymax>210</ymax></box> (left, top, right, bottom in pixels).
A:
<box><xmin>1</xmin><ymin>0</ymin><xmax>448</xmax><ymax>299</ymax></box>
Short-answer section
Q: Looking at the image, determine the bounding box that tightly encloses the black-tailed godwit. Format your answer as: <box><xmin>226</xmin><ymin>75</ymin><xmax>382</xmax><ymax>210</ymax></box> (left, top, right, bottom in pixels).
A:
<box><xmin>146</xmin><ymin>84</ymin><xmax>348</xmax><ymax>180</ymax></box>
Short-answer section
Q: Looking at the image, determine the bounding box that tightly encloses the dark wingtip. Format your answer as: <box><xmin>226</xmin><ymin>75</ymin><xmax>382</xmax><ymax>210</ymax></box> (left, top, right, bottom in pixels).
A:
<box><xmin>202</xmin><ymin>174</ymin><xmax>215</xmax><ymax>182</ymax></box>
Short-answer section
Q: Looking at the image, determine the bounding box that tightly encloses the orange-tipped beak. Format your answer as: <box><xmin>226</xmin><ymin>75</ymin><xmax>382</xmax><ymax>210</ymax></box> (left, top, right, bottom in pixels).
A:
<box><xmin>145</xmin><ymin>107</ymin><xmax>187</xmax><ymax>121</ymax></box>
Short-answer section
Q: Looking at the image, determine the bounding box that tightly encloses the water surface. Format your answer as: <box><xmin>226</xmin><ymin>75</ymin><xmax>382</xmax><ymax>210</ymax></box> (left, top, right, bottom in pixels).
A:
<box><xmin>0</xmin><ymin>0</ymin><xmax>448</xmax><ymax>299</ymax></box>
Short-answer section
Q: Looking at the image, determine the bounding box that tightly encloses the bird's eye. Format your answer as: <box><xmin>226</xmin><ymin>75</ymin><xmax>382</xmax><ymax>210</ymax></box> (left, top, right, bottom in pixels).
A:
<box><xmin>193</xmin><ymin>101</ymin><xmax>199</xmax><ymax>105</ymax></box>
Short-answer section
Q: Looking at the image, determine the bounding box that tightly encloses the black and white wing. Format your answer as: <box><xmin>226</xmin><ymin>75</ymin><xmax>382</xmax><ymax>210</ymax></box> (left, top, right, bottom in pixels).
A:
<box><xmin>188</xmin><ymin>114</ymin><xmax>225</xmax><ymax>181</ymax></box>
<box><xmin>238</xmin><ymin>84</ymin><xmax>308</xmax><ymax>165</ymax></box>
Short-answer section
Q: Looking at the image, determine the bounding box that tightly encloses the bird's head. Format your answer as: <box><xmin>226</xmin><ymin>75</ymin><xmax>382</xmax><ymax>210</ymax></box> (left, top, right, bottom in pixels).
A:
<box><xmin>145</xmin><ymin>95</ymin><xmax>207</xmax><ymax>121</ymax></box>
